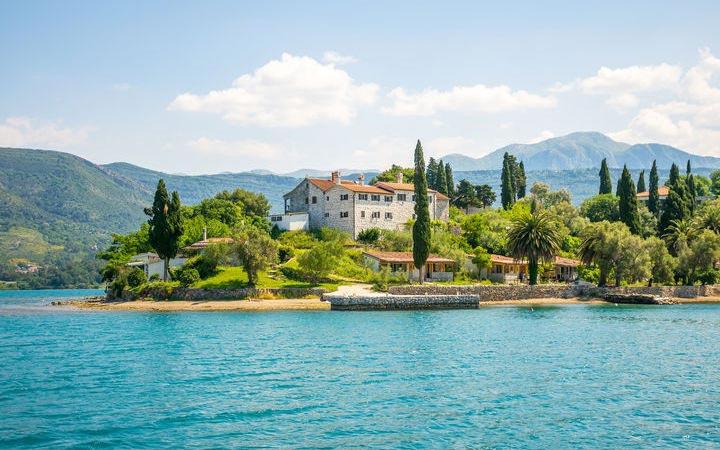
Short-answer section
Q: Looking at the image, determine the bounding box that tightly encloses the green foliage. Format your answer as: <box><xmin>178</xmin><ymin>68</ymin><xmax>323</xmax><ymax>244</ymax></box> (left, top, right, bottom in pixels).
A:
<box><xmin>316</xmin><ymin>227</ymin><xmax>350</xmax><ymax>245</ymax></box>
<box><xmin>454</xmin><ymin>180</ymin><xmax>496</xmax><ymax>210</ymax></box>
<box><xmin>175</xmin><ymin>268</ymin><xmax>200</xmax><ymax>287</ymax></box>
<box><xmin>278</xmin><ymin>245</ymin><xmax>295</xmax><ymax>263</ymax></box>
<box><xmin>644</xmin><ymin>236</ymin><xmax>677</xmax><ymax>284</ymax></box>
<box><xmin>648</xmin><ymin>160</ymin><xmax>660</xmax><ymax>216</ymax></box>
<box><xmin>146</xmin><ymin>180</ymin><xmax>184</xmax><ymax>280</ymax></box>
<box><xmin>461</xmin><ymin>211</ymin><xmax>510</xmax><ymax>255</ymax></box>
<box><xmin>371</xmin><ymin>164</ymin><xmax>414</xmax><ymax>184</ymax></box>
<box><xmin>507</xmin><ymin>209</ymin><xmax>562</xmax><ymax>285</ymax></box>
<box><xmin>710</xmin><ymin>169</ymin><xmax>720</xmax><ymax>197</ymax></box>
<box><xmin>126</xmin><ymin>267</ymin><xmax>147</xmax><ymax>288</ymax></box>
<box><xmin>297</xmin><ymin>241</ymin><xmax>342</xmax><ymax>283</ymax></box>
<box><xmin>581</xmin><ymin>194</ymin><xmax>619</xmax><ymax>223</ymax></box>
<box><xmin>501</xmin><ymin>158</ymin><xmax>514</xmax><ymax>210</ymax></box>
<box><xmin>357</xmin><ymin>228</ymin><xmax>381</xmax><ymax>243</ymax></box>
<box><xmin>599</xmin><ymin>158</ymin><xmax>612</xmax><ymax>195</ymax></box>
<box><xmin>617</xmin><ymin>165</ymin><xmax>641</xmax><ymax>234</ymax></box>
<box><xmin>376</xmin><ymin>229</ymin><xmax>413</xmax><ymax>252</ymax></box>
<box><xmin>676</xmin><ymin>229</ymin><xmax>720</xmax><ymax>285</ymax></box>
<box><xmin>234</xmin><ymin>227</ymin><xmax>279</xmax><ymax>285</ymax></box>
<box><xmin>435</xmin><ymin>160</ymin><xmax>448</xmax><ymax>195</ymax></box>
<box><xmin>445</xmin><ymin>163</ymin><xmax>455</xmax><ymax>197</ymax></box>
<box><xmin>412</xmin><ymin>140</ymin><xmax>431</xmax><ymax>277</ymax></box>
<box><xmin>110</xmin><ymin>274</ymin><xmax>128</xmax><ymax>298</ymax></box>
<box><xmin>636</xmin><ymin>170</ymin><xmax>646</xmax><ymax>194</ymax></box>
<box><xmin>277</xmin><ymin>230</ymin><xmax>317</xmax><ymax>249</ymax></box>
<box><xmin>472</xmin><ymin>246</ymin><xmax>492</xmax><ymax>272</ymax></box>
<box><xmin>149</xmin><ymin>274</ymin><xmax>160</xmax><ymax>282</ymax></box>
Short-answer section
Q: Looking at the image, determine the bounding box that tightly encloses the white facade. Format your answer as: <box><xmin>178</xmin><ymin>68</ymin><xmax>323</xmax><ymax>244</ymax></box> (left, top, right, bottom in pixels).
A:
<box><xmin>270</xmin><ymin>212</ymin><xmax>309</xmax><ymax>231</ymax></box>
<box><xmin>127</xmin><ymin>253</ymin><xmax>187</xmax><ymax>281</ymax></box>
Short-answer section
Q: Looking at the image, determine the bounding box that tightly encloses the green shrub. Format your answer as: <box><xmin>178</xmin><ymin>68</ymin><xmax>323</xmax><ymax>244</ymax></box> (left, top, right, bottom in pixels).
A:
<box><xmin>357</xmin><ymin>228</ymin><xmax>380</xmax><ymax>243</ymax></box>
<box><xmin>277</xmin><ymin>230</ymin><xmax>317</xmax><ymax>249</ymax></box>
<box><xmin>148</xmin><ymin>273</ymin><xmax>161</xmax><ymax>282</ymax></box>
<box><xmin>698</xmin><ymin>269</ymin><xmax>720</xmax><ymax>285</ymax></box>
<box><xmin>278</xmin><ymin>244</ymin><xmax>295</xmax><ymax>263</ymax></box>
<box><xmin>176</xmin><ymin>268</ymin><xmax>200</xmax><ymax>287</ymax></box>
<box><xmin>110</xmin><ymin>274</ymin><xmax>128</xmax><ymax>298</ymax></box>
<box><xmin>126</xmin><ymin>267</ymin><xmax>148</xmax><ymax>288</ymax></box>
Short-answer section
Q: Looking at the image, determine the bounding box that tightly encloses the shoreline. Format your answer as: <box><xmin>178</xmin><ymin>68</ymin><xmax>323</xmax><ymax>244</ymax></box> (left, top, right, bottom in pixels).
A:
<box><xmin>56</xmin><ymin>295</ymin><xmax>720</xmax><ymax>311</ymax></box>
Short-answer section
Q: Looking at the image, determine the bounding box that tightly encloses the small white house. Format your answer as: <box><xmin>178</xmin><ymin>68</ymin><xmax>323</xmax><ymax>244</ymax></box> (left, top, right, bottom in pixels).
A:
<box><xmin>127</xmin><ymin>253</ymin><xmax>187</xmax><ymax>280</ymax></box>
<box><xmin>363</xmin><ymin>251</ymin><xmax>455</xmax><ymax>282</ymax></box>
<box><xmin>270</xmin><ymin>212</ymin><xmax>309</xmax><ymax>231</ymax></box>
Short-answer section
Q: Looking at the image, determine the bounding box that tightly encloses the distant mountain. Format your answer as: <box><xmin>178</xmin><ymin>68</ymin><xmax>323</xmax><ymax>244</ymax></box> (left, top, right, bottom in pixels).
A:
<box><xmin>281</xmin><ymin>168</ymin><xmax>378</xmax><ymax>179</ymax></box>
<box><xmin>441</xmin><ymin>132</ymin><xmax>720</xmax><ymax>171</ymax></box>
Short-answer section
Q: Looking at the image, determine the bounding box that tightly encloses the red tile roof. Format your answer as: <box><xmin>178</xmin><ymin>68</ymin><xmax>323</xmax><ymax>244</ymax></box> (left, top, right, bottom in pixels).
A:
<box><xmin>184</xmin><ymin>237</ymin><xmax>234</xmax><ymax>251</ymax></box>
<box><xmin>490</xmin><ymin>254</ymin><xmax>527</xmax><ymax>265</ymax></box>
<box><xmin>363</xmin><ymin>251</ymin><xmax>455</xmax><ymax>264</ymax></box>
<box><xmin>554</xmin><ymin>256</ymin><xmax>581</xmax><ymax>267</ymax></box>
<box><xmin>374</xmin><ymin>182</ymin><xmax>450</xmax><ymax>200</ymax></box>
<box><xmin>637</xmin><ymin>186</ymin><xmax>670</xmax><ymax>198</ymax></box>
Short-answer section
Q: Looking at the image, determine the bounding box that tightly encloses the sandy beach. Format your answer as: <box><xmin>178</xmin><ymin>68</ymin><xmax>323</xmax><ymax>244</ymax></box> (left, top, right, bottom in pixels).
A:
<box><xmin>62</xmin><ymin>298</ymin><xmax>332</xmax><ymax>311</ymax></box>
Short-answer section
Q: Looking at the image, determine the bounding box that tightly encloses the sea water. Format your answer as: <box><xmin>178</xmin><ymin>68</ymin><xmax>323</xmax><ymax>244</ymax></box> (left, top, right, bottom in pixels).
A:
<box><xmin>1</xmin><ymin>290</ymin><xmax>719</xmax><ymax>448</ymax></box>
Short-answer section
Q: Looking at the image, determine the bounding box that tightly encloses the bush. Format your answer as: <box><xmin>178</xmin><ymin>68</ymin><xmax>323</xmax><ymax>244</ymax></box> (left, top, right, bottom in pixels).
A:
<box><xmin>697</xmin><ymin>269</ymin><xmax>720</xmax><ymax>285</ymax></box>
<box><xmin>357</xmin><ymin>228</ymin><xmax>380</xmax><ymax>243</ymax></box>
<box><xmin>277</xmin><ymin>230</ymin><xmax>317</xmax><ymax>249</ymax></box>
<box><xmin>109</xmin><ymin>274</ymin><xmax>128</xmax><ymax>298</ymax></box>
<box><xmin>278</xmin><ymin>245</ymin><xmax>295</xmax><ymax>263</ymax></box>
<box><xmin>176</xmin><ymin>268</ymin><xmax>200</xmax><ymax>287</ymax></box>
<box><xmin>126</xmin><ymin>267</ymin><xmax>148</xmax><ymax>288</ymax></box>
<box><xmin>149</xmin><ymin>273</ymin><xmax>161</xmax><ymax>282</ymax></box>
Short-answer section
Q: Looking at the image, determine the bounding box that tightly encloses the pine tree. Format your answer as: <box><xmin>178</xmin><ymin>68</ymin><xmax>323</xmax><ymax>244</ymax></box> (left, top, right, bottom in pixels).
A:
<box><xmin>426</xmin><ymin>157</ymin><xmax>438</xmax><ymax>191</ymax></box>
<box><xmin>444</xmin><ymin>162</ymin><xmax>454</xmax><ymax>197</ymax></box>
<box><xmin>146</xmin><ymin>179</ymin><xmax>184</xmax><ymax>281</ymax></box>
<box><xmin>648</xmin><ymin>160</ymin><xmax>660</xmax><ymax>216</ymax></box>
<box><xmin>618</xmin><ymin>165</ymin><xmax>641</xmax><ymax>235</ymax></box>
<box><xmin>501</xmin><ymin>159</ymin><xmax>515</xmax><ymax>210</ymax></box>
<box><xmin>517</xmin><ymin>161</ymin><xmax>527</xmax><ymax>199</ymax></box>
<box><xmin>637</xmin><ymin>170</ymin><xmax>646</xmax><ymax>193</ymax></box>
<box><xmin>599</xmin><ymin>158</ymin><xmax>612</xmax><ymax>195</ymax></box>
<box><xmin>412</xmin><ymin>140</ymin><xmax>431</xmax><ymax>284</ymax></box>
<box><xmin>435</xmin><ymin>160</ymin><xmax>448</xmax><ymax>195</ymax></box>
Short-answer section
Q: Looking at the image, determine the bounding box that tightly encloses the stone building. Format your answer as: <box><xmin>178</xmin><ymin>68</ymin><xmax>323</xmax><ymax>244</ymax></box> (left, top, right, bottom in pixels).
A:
<box><xmin>276</xmin><ymin>171</ymin><xmax>450</xmax><ymax>239</ymax></box>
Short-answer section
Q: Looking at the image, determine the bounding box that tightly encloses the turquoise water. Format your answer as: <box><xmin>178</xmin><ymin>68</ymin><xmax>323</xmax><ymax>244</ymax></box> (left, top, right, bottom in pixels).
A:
<box><xmin>1</xmin><ymin>291</ymin><xmax>719</xmax><ymax>448</ymax></box>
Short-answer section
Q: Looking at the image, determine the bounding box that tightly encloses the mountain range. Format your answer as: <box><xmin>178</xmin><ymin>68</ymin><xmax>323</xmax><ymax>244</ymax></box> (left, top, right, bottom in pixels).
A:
<box><xmin>441</xmin><ymin>132</ymin><xmax>720</xmax><ymax>171</ymax></box>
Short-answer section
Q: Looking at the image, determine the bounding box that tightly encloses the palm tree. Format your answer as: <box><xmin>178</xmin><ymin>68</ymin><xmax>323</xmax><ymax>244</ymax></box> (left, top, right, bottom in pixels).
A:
<box><xmin>662</xmin><ymin>218</ymin><xmax>700</xmax><ymax>256</ymax></box>
<box><xmin>507</xmin><ymin>210</ymin><xmax>561</xmax><ymax>285</ymax></box>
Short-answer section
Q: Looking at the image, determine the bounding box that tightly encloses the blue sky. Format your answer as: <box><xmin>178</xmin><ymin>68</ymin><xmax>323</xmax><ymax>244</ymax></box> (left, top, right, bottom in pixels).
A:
<box><xmin>1</xmin><ymin>1</ymin><xmax>720</xmax><ymax>174</ymax></box>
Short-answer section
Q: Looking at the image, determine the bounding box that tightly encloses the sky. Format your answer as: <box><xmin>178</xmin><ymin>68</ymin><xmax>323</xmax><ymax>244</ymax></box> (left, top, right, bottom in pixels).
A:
<box><xmin>1</xmin><ymin>0</ymin><xmax>720</xmax><ymax>174</ymax></box>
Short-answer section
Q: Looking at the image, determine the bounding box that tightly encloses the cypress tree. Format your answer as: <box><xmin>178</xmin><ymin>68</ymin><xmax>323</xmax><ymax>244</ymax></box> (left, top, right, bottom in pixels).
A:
<box><xmin>599</xmin><ymin>158</ymin><xmax>612</xmax><ymax>194</ymax></box>
<box><xmin>686</xmin><ymin>160</ymin><xmax>692</xmax><ymax>176</ymax></box>
<box><xmin>501</xmin><ymin>159</ymin><xmax>515</xmax><ymax>210</ymax></box>
<box><xmin>435</xmin><ymin>160</ymin><xmax>448</xmax><ymax>195</ymax></box>
<box><xmin>426</xmin><ymin>157</ymin><xmax>438</xmax><ymax>191</ymax></box>
<box><xmin>445</xmin><ymin>162</ymin><xmax>454</xmax><ymax>197</ymax></box>
<box><xmin>648</xmin><ymin>160</ymin><xmax>660</xmax><ymax>215</ymax></box>
<box><xmin>618</xmin><ymin>165</ymin><xmax>641</xmax><ymax>234</ymax></box>
<box><xmin>637</xmin><ymin>170</ymin><xmax>646</xmax><ymax>193</ymax></box>
<box><xmin>412</xmin><ymin>140</ymin><xmax>431</xmax><ymax>284</ymax></box>
<box><xmin>660</xmin><ymin>163</ymin><xmax>690</xmax><ymax>234</ymax></box>
<box><xmin>687</xmin><ymin>174</ymin><xmax>696</xmax><ymax>214</ymax></box>
<box><xmin>668</xmin><ymin>163</ymin><xmax>681</xmax><ymax>188</ymax></box>
<box><xmin>517</xmin><ymin>161</ymin><xmax>527</xmax><ymax>199</ymax></box>
<box><xmin>146</xmin><ymin>179</ymin><xmax>184</xmax><ymax>281</ymax></box>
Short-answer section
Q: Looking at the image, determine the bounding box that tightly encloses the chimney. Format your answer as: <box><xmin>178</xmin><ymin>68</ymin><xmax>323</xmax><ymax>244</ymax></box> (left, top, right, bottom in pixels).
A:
<box><xmin>396</xmin><ymin>172</ymin><xmax>403</xmax><ymax>184</ymax></box>
<box><xmin>358</xmin><ymin>173</ymin><xmax>365</xmax><ymax>186</ymax></box>
<box><xmin>332</xmin><ymin>171</ymin><xmax>342</xmax><ymax>184</ymax></box>
<box><xmin>202</xmin><ymin>227</ymin><xmax>207</xmax><ymax>241</ymax></box>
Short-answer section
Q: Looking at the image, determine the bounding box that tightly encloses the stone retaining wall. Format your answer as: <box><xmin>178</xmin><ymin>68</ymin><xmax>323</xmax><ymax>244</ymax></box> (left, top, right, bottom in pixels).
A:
<box><xmin>325</xmin><ymin>294</ymin><xmax>479</xmax><ymax>311</ymax></box>
<box><xmin>115</xmin><ymin>287</ymin><xmax>326</xmax><ymax>301</ymax></box>
<box><xmin>387</xmin><ymin>284</ymin><xmax>720</xmax><ymax>301</ymax></box>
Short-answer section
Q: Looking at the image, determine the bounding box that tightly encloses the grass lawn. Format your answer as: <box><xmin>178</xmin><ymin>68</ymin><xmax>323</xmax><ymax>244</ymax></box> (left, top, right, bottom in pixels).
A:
<box><xmin>194</xmin><ymin>266</ymin><xmax>341</xmax><ymax>291</ymax></box>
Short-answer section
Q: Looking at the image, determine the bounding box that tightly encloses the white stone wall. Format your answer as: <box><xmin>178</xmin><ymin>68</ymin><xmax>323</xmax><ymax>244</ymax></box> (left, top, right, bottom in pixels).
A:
<box><xmin>270</xmin><ymin>213</ymin><xmax>309</xmax><ymax>231</ymax></box>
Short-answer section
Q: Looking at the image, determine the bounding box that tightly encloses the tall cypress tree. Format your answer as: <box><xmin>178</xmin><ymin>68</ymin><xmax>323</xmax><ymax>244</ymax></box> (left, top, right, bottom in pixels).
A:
<box><xmin>637</xmin><ymin>170</ymin><xmax>646</xmax><ymax>193</ymax></box>
<box><xmin>435</xmin><ymin>160</ymin><xmax>448</xmax><ymax>195</ymax></box>
<box><xmin>146</xmin><ymin>179</ymin><xmax>184</xmax><ymax>281</ymax></box>
<box><xmin>412</xmin><ymin>140</ymin><xmax>431</xmax><ymax>284</ymax></box>
<box><xmin>618</xmin><ymin>165</ymin><xmax>641</xmax><ymax>235</ymax></box>
<box><xmin>426</xmin><ymin>157</ymin><xmax>438</xmax><ymax>191</ymax></box>
<box><xmin>687</xmin><ymin>174</ymin><xmax>696</xmax><ymax>214</ymax></box>
<box><xmin>648</xmin><ymin>160</ymin><xmax>660</xmax><ymax>216</ymax></box>
<box><xmin>517</xmin><ymin>161</ymin><xmax>527</xmax><ymax>199</ymax></box>
<box><xmin>599</xmin><ymin>158</ymin><xmax>612</xmax><ymax>195</ymax></box>
<box><xmin>686</xmin><ymin>160</ymin><xmax>692</xmax><ymax>176</ymax></box>
<box><xmin>501</xmin><ymin>159</ymin><xmax>514</xmax><ymax>210</ymax></box>
<box><xmin>444</xmin><ymin>162</ymin><xmax>454</xmax><ymax>197</ymax></box>
<box><xmin>668</xmin><ymin>163</ymin><xmax>681</xmax><ymax>187</ymax></box>
<box><xmin>660</xmin><ymin>163</ymin><xmax>690</xmax><ymax>234</ymax></box>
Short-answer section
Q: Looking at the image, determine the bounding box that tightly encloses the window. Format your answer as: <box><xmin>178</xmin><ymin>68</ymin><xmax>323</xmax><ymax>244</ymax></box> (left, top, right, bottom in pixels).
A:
<box><xmin>371</xmin><ymin>194</ymin><xmax>380</xmax><ymax>201</ymax></box>
<box><xmin>324</xmin><ymin>213</ymin><xmax>329</xmax><ymax>218</ymax></box>
<box><xmin>371</xmin><ymin>211</ymin><xmax>380</xmax><ymax>219</ymax></box>
<box><xmin>305</xmin><ymin>197</ymin><xmax>308</xmax><ymax>204</ymax></box>
<box><xmin>340</xmin><ymin>211</ymin><xmax>349</xmax><ymax>218</ymax></box>
<box><xmin>361</xmin><ymin>211</ymin><xmax>365</xmax><ymax>218</ymax></box>
<box><xmin>358</xmin><ymin>194</ymin><xmax>368</xmax><ymax>200</ymax></box>
<box><xmin>326</xmin><ymin>196</ymin><xmax>329</xmax><ymax>201</ymax></box>
<box><xmin>384</xmin><ymin>196</ymin><xmax>393</xmax><ymax>202</ymax></box>
<box><xmin>312</xmin><ymin>196</ymin><xmax>317</xmax><ymax>204</ymax></box>
<box><xmin>385</xmin><ymin>212</ymin><xmax>393</xmax><ymax>220</ymax></box>
<box><xmin>271</xmin><ymin>216</ymin><xmax>282</xmax><ymax>222</ymax></box>
<box><xmin>340</xmin><ymin>194</ymin><xmax>349</xmax><ymax>201</ymax></box>
<box><xmin>428</xmin><ymin>195</ymin><xmax>433</xmax><ymax>203</ymax></box>
<box><xmin>397</xmin><ymin>194</ymin><xmax>406</xmax><ymax>201</ymax></box>
<box><xmin>412</xmin><ymin>195</ymin><xmax>416</xmax><ymax>201</ymax></box>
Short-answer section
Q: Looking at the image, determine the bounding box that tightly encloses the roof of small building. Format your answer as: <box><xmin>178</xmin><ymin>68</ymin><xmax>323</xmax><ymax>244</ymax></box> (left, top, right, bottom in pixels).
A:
<box><xmin>306</xmin><ymin>177</ymin><xmax>450</xmax><ymax>199</ymax></box>
<box><xmin>331</xmin><ymin>183</ymin><xmax>390</xmax><ymax>194</ymax></box>
<box><xmin>375</xmin><ymin>182</ymin><xmax>450</xmax><ymax>200</ymax></box>
<box><xmin>363</xmin><ymin>251</ymin><xmax>455</xmax><ymax>264</ymax></box>
<box><xmin>490</xmin><ymin>254</ymin><xmax>528</xmax><ymax>265</ymax></box>
<box><xmin>637</xmin><ymin>186</ymin><xmax>670</xmax><ymax>198</ymax></box>
<box><xmin>554</xmin><ymin>256</ymin><xmax>581</xmax><ymax>267</ymax></box>
<box><xmin>184</xmin><ymin>237</ymin><xmax>234</xmax><ymax>251</ymax></box>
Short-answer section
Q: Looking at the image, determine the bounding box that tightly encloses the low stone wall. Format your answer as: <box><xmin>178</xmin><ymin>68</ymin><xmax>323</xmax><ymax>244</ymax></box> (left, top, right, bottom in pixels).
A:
<box><xmin>114</xmin><ymin>287</ymin><xmax>326</xmax><ymax>301</ymax></box>
<box><xmin>387</xmin><ymin>284</ymin><xmax>581</xmax><ymax>301</ymax></box>
<box><xmin>325</xmin><ymin>294</ymin><xmax>479</xmax><ymax>311</ymax></box>
<box><xmin>582</xmin><ymin>285</ymin><xmax>720</xmax><ymax>299</ymax></box>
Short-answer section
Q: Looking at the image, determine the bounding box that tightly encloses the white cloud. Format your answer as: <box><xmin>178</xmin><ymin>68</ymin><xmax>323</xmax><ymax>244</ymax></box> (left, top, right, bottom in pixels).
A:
<box><xmin>168</xmin><ymin>53</ymin><xmax>378</xmax><ymax>127</ymax></box>
<box><xmin>578</xmin><ymin>63</ymin><xmax>682</xmax><ymax>95</ymax></box>
<box><xmin>0</xmin><ymin>117</ymin><xmax>90</xmax><ymax>149</ymax></box>
<box><xmin>605</xmin><ymin>93</ymin><xmax>639</xmax><ymax>109</ymax></box>
<box><xmin>188</xmin><ymin>137</ymin><xmax>280</xmax><ymax>159</ymax></box>
<box><xmin>322</xmin><ymin>51</ymin><xmax>358</xmax><ymax>65</ymax></box>
<box><xmin>527</xmin><ymin>130</ymin><xmax>555</xmax><ymax>144</ymax></box>
<box><xmin>383</xmin><ymin>85</ymin><xmax>557</xmax><ymax>116</ymax></box>
<box><xmin>606</xmin><ymin>48</ymin><xmax>720</xmax><ymax>155</ymax></box>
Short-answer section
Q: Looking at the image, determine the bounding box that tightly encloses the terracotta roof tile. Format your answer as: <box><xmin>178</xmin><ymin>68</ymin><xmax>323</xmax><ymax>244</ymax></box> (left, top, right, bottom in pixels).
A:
<box><xmin>554</xmin><ymin>256</ymin><xmax>581</xmax><ymax>267</ymax></box>
<box><xmin>637</xmin><ymin>186</ymin><xmax>670</xmax><ymax>198</ymax></box>
<box><xmin>490</xmin><ymin>254</ymin><xmax>527</xmax><ymax>265</ymax></box>
<box><xmin>363</xmin><ymin>251</ymin><xmax>455</xmax><ymax>264</ymax></box>
<box><xmin>375</xmin><ymin>182</ymin><xmax>450</xmax><ymax>199</ymax></box>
